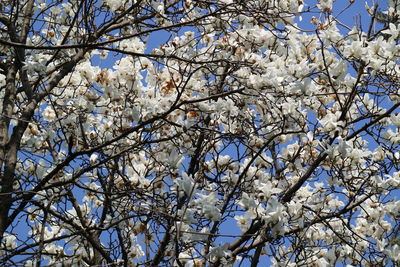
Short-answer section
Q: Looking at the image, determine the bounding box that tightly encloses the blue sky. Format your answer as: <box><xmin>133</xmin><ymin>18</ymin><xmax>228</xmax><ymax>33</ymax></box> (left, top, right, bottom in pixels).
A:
<box><xmin>9</xmin><ymin>0</ymin><xmax>398</xmax><ymax>266</ymax></box>
<box><xmin>93</xmin><ymin>1</ymin><xmax>393</xmax><ymax>266</ymax></box>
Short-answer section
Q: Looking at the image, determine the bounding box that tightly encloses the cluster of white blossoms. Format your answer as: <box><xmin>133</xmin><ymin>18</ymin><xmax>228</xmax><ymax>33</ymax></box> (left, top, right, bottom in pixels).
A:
<box><xmin>1</xmin><ymin>0</ymin><xmax>400</xmax><ymax>266</ymax></box>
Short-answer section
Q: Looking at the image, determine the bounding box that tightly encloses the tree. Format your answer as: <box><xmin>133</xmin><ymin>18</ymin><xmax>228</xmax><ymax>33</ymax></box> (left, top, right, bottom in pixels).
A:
<box><xmin>0</xmin><ymin>0</ymin><xmax>399</xmax><ymax>266</ymax></box>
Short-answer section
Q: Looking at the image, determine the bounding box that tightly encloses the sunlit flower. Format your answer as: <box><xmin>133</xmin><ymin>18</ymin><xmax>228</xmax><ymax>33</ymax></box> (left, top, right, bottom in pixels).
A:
<box><xmin>42</xmin><ymin>106</ymin><xmax>56</xmax><ymax>121</ymax></box>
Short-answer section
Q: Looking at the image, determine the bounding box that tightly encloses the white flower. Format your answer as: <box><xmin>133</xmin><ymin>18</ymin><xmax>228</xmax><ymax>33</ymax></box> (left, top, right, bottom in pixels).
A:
<box><xmin>119</xmin><ymin>38</ymin><xmax>145</xmax><ymax>53</ymax></box>
<box><xmin>382</xmin><ymin>23</ymin><xmax>400</xmax><ymax>40</ymax></box>
<box><xmin>377</xmin><ymin>239</ymin><xmax>388</xmax><ymax>251</ymax></box>
<box><xmin>195</xmin><ymin>192</ymin><xmax>221</xmax><ymax>221</ymax></box>
<box><xmin>42</xmin><ymin>106</ymin><xmax>56</xmax><ymax>121</ymax></box>
<box><xmin>76</xmin><ymin>61</ymin><xmax>99</xmax><ymax>82</ymax></box>
<box><xmin>89</xmin><ymin>153</ymin><xmax>99</xmax><ymax>164</ymax></box>
<box><xmin>208</xmin><ymin>243</ymin><xmax>231</xmax><ymax>259</ymax></box>
<box><xmin>344</xmin><ymin>41</ymin><xmax>367</xmax><ymax>59</ymax></box>
<box><xmin>234</xmin><ymin>214</ymin><xmax>252</xmax><ymax>231</ymax></box>
<box><xmin>386</xmin><ymin>244</ymin><xmax>400</xmax><ymax>261</ymax></box>
<box><xmin>319</xmin><ymin>111</ymin><xmax>344</xmax><ymax>134</ymax></box>
<box><xmin>238</xmin><ymin>192</ymin><xmax>256</xmax><ymax>210</ymax></box>
<box><xmin>3</xmin><ymin>234</ymin><xmax>17</xmax><ymax>249</ymax></box>
<box><xmin>24</xmin><ymin>260</ymin><xmax>35</xmax><ymax>267</ymax></box>
<box><xmin>0</xmin><ymin>73</ymin><xmax>5</xmax><ymax>88</ymax></box>
<box><xmin>297</xmin><ymin>77</ymin><xmax>315</xmax><ymax>95</ymax></box>
<box><xmin>258</xmin><ymin>181</ymin><xmax>282</xmax><ymax>200</ymax></box>
<box><xmin>386</xmin><ymin>171</ymin><xmax>400</xmax><ymax>188</ymax></box>
<box><xmin>391</xmin><ymin>113</ymin><xmax>400</xmax><ymax>126</ymax></box>
<box><xmin>315</xmin><ymin>257</ymin><xmax>330</xmax><ymax>267</ymax></box>
<box><xmin>128</xmin><ymin>237</ymin><xmax>144</xmax><ymax>259</ymax></box>
<box><xmin>373</xmin><ymin>146</ymin><xmax>385</xmax><ymax>161</ymax></box>
<box><xmin>175</xmin><ymin>251</ymin><xmax>191</xmax><ymax>266</ymax></box>
<box><xmin>319</xmin><ymin>22</ymin><xmax>343</xmax><ymax>44</ymax></box>
<box><xmin>104</xmin><ymin>0</ymin><xmax>125</xmax><ymax>11</ymax></box>
<box><xmin>318</xmin><ymin>0</ymin><xmax>332</xmax><ymax>12</ymax></box>
<box><xmin>263</xmin><ymin>197</ymin><xmax>286</xmax><ymax>225</ymax></box>
<box><xmin>166</xmin><ymin>149</ymin><xmax>184</xmax><ymax>168</ymax></box>
<box><xmin>156</xmin><ymin>3</ymin><xmax>165</xmax><ymax>15</ymax></box>
<box><xmin>177</xmin><ymin>172</ymin><xmax>196</xmax><ymax>196</ymax></box>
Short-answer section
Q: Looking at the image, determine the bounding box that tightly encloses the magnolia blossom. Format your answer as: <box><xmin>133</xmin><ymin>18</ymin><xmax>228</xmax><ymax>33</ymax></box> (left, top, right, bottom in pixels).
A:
<box><xmin>319</xmin><ymin>111</ymin><xmax>344</xmax><ymax>133</ymax></box>
<box><xmin>176</xmin><ymin>172</ymin><xmax>196</xmax><ymax>197</ymax></box>
<box><xmin>3</xmin><ymin>234</ymin><xmax>17</xmax><ymax>249</ymax></box>
<box><xmin>103</xmin><ymin>0</ymin><xmax>126</xmax><ymax>11</ymax></box>
<box><xmin>382</xmin><ymin>23</ymin><xmax>400</xmax><ymax>40</ymax></box>
<box><xmin>1</xmin><ymin>1</ymin><xmax>400</xmax><ymax>266</ymax></box>
<box><xmin>0</xmin><ymin>74</ymin><xmax>5</xmax><ymax>88</ymax></box>
<box><xmin>318</xmin><ymin>0</ymin><xmax>333</xmax><ymax>12</ymax></box>
<box><xmin>42</xmin><ymin>106</ymin><xmax>56</xmax><ymax>121</ymax></box>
